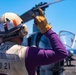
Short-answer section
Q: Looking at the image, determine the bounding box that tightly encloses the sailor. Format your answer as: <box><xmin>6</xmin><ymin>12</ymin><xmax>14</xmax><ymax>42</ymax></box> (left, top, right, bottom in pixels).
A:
<box><xmin>0</xmin><ymin>8</ymin><xmax>68</xmax><ymax>75</ymax></box>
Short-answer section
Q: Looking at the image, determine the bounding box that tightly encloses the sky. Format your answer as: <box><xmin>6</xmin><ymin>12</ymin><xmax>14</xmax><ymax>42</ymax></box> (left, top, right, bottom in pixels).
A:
<box><xmin>0</xmin><ymin>0</ymin><xmax>76</xmax><ymax>35</ymax></box>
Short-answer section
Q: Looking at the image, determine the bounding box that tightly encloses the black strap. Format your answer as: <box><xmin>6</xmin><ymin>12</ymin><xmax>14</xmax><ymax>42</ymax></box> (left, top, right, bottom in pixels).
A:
<box><xmin>0</xmin><ymin>73</ymin><xmax>7</xmax><ymax>75</ymax></box>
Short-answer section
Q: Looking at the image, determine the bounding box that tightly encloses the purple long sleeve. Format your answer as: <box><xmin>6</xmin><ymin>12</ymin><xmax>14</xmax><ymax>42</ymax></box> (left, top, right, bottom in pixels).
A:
<box><xmin>25</xmin><ymin>29</ymin><xmax>68</xmax><ymax>75</ymax></box>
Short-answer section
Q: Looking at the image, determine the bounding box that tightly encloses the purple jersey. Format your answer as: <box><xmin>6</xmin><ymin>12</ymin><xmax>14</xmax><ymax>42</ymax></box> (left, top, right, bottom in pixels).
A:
<box><xmin>25</xmin><ymin>29</ymin><xmax>68</xmax><ymax>75</ymax></box>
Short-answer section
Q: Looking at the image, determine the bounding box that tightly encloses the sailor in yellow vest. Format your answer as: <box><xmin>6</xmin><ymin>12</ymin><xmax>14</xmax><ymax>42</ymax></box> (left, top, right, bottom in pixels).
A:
<box><xmin>0</xmin><ymin>8</ymin><xmax>68</xmax><ymax>75</ymax></box>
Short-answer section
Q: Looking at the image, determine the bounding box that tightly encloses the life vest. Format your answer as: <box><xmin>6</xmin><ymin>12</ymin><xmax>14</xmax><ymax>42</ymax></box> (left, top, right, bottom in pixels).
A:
<box><xmin>0</xmin><ymin>42</ymin><xmax>28</xmax><ymax>75</ymax></box>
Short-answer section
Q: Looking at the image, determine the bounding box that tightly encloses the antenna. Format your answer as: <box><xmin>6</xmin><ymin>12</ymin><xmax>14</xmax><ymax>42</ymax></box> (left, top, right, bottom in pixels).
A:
<box><xmin>33</xmin><ymin>0</ymin><xmax>64</xmax><ymax>10</ymax></box>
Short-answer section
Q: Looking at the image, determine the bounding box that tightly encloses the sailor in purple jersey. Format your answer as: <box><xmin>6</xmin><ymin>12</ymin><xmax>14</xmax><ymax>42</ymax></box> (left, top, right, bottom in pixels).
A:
<box><xmin>0</xmin><ymin>8</ymin><xmax>68</xmax><ymax>75</ymax></box>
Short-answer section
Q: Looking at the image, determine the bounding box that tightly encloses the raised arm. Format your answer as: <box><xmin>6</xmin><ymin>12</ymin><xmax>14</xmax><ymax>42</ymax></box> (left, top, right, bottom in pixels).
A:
<box><xmin>25</xmin><ymin>8</ymin><xmax>68</xmax><ymax>74</ymax></box>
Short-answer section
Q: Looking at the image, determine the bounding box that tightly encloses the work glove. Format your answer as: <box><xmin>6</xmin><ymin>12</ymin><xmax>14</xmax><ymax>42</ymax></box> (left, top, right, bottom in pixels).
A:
<box><xmin>32</xmin><ymin>8</ymin><xmax>52</xmax><ymax>33</ymax></box>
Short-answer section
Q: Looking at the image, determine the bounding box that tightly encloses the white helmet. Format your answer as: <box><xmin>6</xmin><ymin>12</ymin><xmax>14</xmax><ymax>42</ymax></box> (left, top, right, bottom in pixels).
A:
<box><xmin>0</xmin><ymin>12</ymin><xmax>28</xmax><ymax>42</ymax></box>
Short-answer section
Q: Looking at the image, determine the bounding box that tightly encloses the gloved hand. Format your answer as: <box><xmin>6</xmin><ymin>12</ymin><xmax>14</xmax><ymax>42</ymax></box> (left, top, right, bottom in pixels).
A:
<box><xmin>32</xmin><ymin>8</ymin><xmax>52</xmax><ymax>33</ymax></box>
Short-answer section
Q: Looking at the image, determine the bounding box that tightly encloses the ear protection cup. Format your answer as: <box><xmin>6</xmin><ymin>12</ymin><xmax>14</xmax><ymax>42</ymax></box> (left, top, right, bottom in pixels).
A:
<box><xmin>19</xmin><ymin>24</ymin><xmax>28</xmax><ymax>36</ymax></box>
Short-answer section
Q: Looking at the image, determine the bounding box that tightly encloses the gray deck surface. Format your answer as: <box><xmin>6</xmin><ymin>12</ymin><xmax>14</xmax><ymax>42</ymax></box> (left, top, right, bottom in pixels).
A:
<box><xmin>63</xmin><ymin>54</ymin><xmax>76</xmax><ymax>75</ymax></box>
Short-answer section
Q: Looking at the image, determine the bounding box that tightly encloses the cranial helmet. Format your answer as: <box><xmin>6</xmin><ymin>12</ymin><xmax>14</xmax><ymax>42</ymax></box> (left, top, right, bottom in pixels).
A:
<box><xmin>0</xmin><ymin>12</ymin><xmax>28</xmax><ymax>42</ymax></box>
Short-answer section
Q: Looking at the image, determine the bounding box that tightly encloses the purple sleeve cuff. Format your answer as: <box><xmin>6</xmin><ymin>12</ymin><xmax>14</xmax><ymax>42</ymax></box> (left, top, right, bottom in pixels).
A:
<box><xmin>43</xmin><ymin>29</ymin><xmax>56</xmax><ymax>37</ymax></box>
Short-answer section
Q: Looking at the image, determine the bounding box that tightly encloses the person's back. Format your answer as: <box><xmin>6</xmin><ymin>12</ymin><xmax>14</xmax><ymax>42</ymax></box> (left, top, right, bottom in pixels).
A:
<box><xmin>0</xmin><ymin>42</ymin><xmax>29</xmax><ymax>75</ymax></box>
